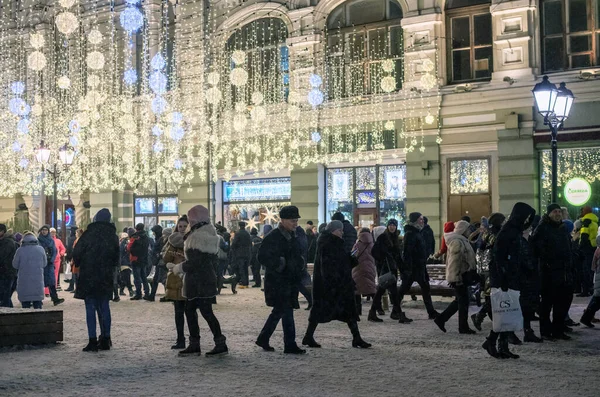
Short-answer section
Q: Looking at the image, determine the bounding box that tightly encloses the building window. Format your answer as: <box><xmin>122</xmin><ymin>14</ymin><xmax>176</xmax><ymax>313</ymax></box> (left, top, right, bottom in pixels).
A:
<box><xmin>134</xmin><ymin>195</ymin><xmax>180</xmax><ymax>230</ymax></box>
<box><xmin>225</xmin><ymin>18</ymin><xmax>289</xmax><ymax>104</ymax></box>
<box><xmin>446</xmin><ymin>3</ymin><xmax>492</xmax><ymax>83</ymax></box>
<box><xmin>449</xmin><ymin>159</ymin><xmax>489</xmax><ymax>194</ymax></box>
<box><xmin>541</xmin><ymin>0</ymin><xmax>600</xmax><ymax>72</ymax></box>
<box><xmin>325</xmin><ymin>0</ymin><xmax>404</xmax><ymax>99</ymax></box>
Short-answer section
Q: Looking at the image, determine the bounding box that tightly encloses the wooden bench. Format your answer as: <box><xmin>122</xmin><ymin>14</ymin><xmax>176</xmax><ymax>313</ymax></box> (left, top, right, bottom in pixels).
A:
<box><xmin>0</xmin><ymin>308</ymin><xmax>63</xmax><ymax>347</ymax></box>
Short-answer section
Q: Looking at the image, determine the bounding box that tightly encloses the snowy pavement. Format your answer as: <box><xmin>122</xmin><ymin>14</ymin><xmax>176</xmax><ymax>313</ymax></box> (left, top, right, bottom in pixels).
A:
<box><xmin>1</xmin><ymin>285</ymin><xmax>599</xmax><ymax>397</ymax></box>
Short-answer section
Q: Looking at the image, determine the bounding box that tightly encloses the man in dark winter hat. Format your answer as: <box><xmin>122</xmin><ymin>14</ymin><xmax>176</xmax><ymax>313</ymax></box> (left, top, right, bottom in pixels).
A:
<box><xmin>397</xmin><ymin>212</ymin><xmax>439</xmax><ymax>321</ymax></box>
<box><xmin>256</xmin><ymin>205</ymin><xmax>306</xmax><ymax>354</ymax></box>
<box><xmin>331</xmin><ymin>212</ymin><xmax>357</xmax><ymax>254</ymax></box>
<box><xmin>231</xmin><ymin>221</ymin><xmax>252</xmax><ymax>288</ymax></box>
<box><xmin>147</xmin><ymin>224</ymin><xmax>165</xmax><ymax>301</ymax></box>
<box><xmin>0</xmin><ymin>223</ymin><xmax>17</xmax><ymax>307</ymax></box>
<box><xmin>128</xmin><ymin>223</ymin><xmax>150</xmax><ymax>300</ymax></box>
<box><xmin>38</xmin><ymin>224</ymin><xmax>64</xmax><ymax>306</ymax></box>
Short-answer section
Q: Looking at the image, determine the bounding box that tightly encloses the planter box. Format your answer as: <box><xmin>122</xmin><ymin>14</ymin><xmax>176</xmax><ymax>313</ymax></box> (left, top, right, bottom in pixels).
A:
<box><xmin>0</xmin><ymin>308</ymin><xmax>63</xmax><ymax>347</ymax></box>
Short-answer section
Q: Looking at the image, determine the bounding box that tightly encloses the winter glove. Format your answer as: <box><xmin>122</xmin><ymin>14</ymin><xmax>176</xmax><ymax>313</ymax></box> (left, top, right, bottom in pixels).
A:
<box><xmin>166</xmin><ymin>262</ymin><xmax>175</xmax><ymax>270</ymax></box>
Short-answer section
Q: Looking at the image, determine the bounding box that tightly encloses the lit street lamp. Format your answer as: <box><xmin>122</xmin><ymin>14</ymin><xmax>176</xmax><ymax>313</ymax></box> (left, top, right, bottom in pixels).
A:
<box><xmin>35</xmin><ymin>143</ymin><xmax>75</xmax><ymax>229</ymax></box>
<box><xmin>532</xmin><ymin>76</ymin><xmax>574</xmax><ymax>204</ymax></box>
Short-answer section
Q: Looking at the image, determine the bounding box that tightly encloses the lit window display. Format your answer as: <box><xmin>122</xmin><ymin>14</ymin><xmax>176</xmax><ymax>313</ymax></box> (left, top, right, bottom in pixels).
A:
<box><xmin>540</xmin><ymin>148</ymin><xmax>600</xmax><ymax>218</ymax></box>
<box><xmin>134</xmin><ymin>195</ymin><xmax>179</xmax><ymax>230</ymax></box>
<box><xmin>326</xmin><ymin>165</ymin><xmax>406</xmax><ymax>228</ymax></box>
<box><xmin>222</xmin><ymin>178</ymin><xmax>291</xmax><ymax>232</ymax></box>
<box><xmin>449</xmin><ymin>159</ymin><xmax>489</xmax><ymax>194</ymax></box>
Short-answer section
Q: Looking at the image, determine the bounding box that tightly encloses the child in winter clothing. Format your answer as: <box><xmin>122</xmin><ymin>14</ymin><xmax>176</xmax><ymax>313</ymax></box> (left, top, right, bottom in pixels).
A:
<box><xmin>12</xmin><ymin>233</ymin><xmax>47</xmax><ymax>309</ymax></box>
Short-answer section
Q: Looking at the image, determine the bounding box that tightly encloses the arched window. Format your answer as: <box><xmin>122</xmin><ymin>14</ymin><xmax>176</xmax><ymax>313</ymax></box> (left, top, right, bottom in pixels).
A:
<box><xmin>226</xmin><ymin>18</ymin><xmax>289</xmax><ymax>104</ymax></box>
<box><xmin>326</xmin><ymin>0</ymin><xmax>404</xmax><ymax>99</ymax></box>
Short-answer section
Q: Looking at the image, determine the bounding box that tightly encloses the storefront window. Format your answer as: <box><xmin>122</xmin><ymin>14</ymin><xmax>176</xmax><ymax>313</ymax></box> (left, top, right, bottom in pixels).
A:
<box><xmin>222</xmin><ymin>178</ymin><xmax>291</xmax><ymax>232</ymax></box>
<box><xmin>326</xmin><ymin>164</ymin><xmax>406</xmax><ymax>227</ymax></box>
<box><xmin>134</xmin><ymin>195</ymin><xmax>179</xmax><ymax>231</ymax></box>
<box><xmin>540</xmin><ymin>148</ymin><xmax>600</xmax><ymax>218</ymax></box>
<box><xmin>449</xmin><ymin>159</ymin><xmax>489</xmax><ymax>194</ymax></box>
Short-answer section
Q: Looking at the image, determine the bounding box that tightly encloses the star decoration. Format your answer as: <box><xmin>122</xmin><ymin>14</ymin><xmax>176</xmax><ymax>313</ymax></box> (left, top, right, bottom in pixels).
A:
<box><xmin>262</xmin><ymin>207</ymin><xmax>279</xmax><ymax>224</ymax></box>
<box><xmin>245</xmin><ymin>217</ymin><xmax>258</xmax><ymax>231</ymax></box>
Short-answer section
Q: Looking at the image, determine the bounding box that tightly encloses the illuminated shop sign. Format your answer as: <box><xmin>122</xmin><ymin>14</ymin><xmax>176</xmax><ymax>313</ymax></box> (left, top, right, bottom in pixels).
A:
<box><xmin>564</xmin><ymin>178</ymin><xmax>592</xmax><ymax>206</ymax></box>
<box><xmin>224</xmin><ymin>178</ymin><xmax>291</xmax><ymax>202</ymax></box>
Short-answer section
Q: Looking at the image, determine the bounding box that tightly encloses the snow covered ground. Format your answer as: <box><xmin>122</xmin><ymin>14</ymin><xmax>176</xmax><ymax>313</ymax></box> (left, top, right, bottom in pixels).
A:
<box><xmin>1</xmin><ymin>285</ymin><xmax>599</xmax><ymax>397</ymax></box>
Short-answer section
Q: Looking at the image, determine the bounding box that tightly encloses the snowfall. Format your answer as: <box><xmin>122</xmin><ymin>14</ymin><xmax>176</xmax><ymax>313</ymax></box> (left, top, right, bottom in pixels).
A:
<box><xmin>1</xmin><ymin>282</ymin><xmax>599</xmax><ymax>397</ymax></box>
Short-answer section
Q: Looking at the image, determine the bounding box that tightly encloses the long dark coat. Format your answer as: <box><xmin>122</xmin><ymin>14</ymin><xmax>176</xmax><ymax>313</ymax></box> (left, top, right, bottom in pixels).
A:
<box><xmin>309</xmin><ymin>232</ymin><xmax>358</xmax><ymax>324</ymax></box>
<box><xmin>530</xmin><ymin>214</ymin><xmax>574</xmax><ymax>287</ymax></box>
<box><xmin>257</xmin><ymin>226</ymin><xmax>304</xmax><ymax>309</ymax></box>
<box><xmin>128</xmin><ymin>230</ymin><xmax>149</xmax><ymax>266</ymax></box>
<box><xmin>371</xmin><ymin>229</ymin><xmax>402</xmax><ymax>275</ymax></box>
<box><xmin>421</xmin><ymin>224</ymin><xmax>436</xmax><ymax>257</ymax></box>
<box><xmin>73</xmin><ymin>222</ymin><xmax>120</xmax><ymax>300</ymax></box>
<box><xmin>231</xmin><ymin>228</ymin><xmax>252</xmax><ymax>260</ymax></box>
<box><xmin>402</xmin><ymin>224</ymin><xmax>428</xmax><ymax>280</ymax></box>
<box><xmin>519</xmin><ymin>235</ymin><xmax>540</xmax><ymax>311</ymax></box>
<box><xmin>0</xmin><ymin>234</ymin><xmax>17</xmax><ymax>280</ymax></box>
<box><xmin>178</xmin><ymin>223</ymin><xmax>220</xmax><ymax>301</ymax></box>
<box><xmin>38</xmin><ymin>233</ymin><xmax>57</xmax><ymax>287</ymax></box>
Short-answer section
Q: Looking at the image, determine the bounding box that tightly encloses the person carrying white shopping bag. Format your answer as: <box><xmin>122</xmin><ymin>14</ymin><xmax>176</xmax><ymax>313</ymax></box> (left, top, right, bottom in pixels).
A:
<box><xmin>482</xmin><ymin>202</ymin><xmax>536</xmax><ymax>360</ymax></box>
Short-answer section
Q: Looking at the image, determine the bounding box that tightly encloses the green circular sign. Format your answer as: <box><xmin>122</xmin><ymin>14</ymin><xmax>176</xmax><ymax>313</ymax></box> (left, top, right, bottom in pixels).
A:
<box><xmin>564</xmin><ymin>178</ymin><xmax>592</xmax><ymax>206</ymax></box>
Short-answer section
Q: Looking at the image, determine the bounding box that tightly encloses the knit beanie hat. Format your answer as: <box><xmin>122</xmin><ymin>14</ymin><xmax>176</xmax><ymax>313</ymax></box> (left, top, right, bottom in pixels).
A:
<box><xmin>331</xmin><ymin>212</ymin><xmax>345</xmax><ymax>222</ymax></box>
<box><xmin>187</xmin><ymin>205</ymin><xmax>210</xmax><ymax>226</ymax></box>
<box><xmin>135</xmin><ymin>223</ymin><xmax>145</xmax><ymax>231</ymax></box>
<box><xmin>387</xmin><ymin>218</ymin><xmax>398</xmax><ymax>227</ymax></box>
<box><xmin>326</xmin><ymin>220</ymin><xmax>344</xmax><ymax>233</ymax></box>
<box><xmin>563</xmin><ymin>220</ymin><xmax>574</xmax><ymax>234</ymax></box>
<box><xmin>547</xmin><ymin>203</ymin><xmax>561</xmax><ymax>215</ymax></box>
<box><xmin>454</xmin><ymin>220</ymin><xmax>470</xmax><ymax>236</ymax></box>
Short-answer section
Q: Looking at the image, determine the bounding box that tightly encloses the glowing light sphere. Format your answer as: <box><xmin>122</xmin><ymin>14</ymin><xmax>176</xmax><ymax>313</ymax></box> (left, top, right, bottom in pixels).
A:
<box><xmin>169</xmin><ymin>125</ymin><xmax>185</xmax><ymax>141</ymax></box>
<box><xmin>286</xmin><ymin>105</ymin><xmax>301</xmax><ymax>121</ymax></box>
<box><xmin>76</xmin><ymin>112</ymin><xmax>90</xmax><ymax>128</ymax></box>
<box><xmin>59</xmin><ymin>0</ymin><xmax>76</xmax><ymax>7</ymax></box>
<box><xmin>436</xmin><ymin>136</ymin><xmax>443</xmax><ymax>144</ymax></box>
<box><xmin>87</xmin><ymin>74</ymin><xmax>100</xmax><ymax>88</ymax></box>
<box><xmin>384</xmin><ymin>120</ymin><xmax>395</xmax><ymax>130</ymax></box>
<box><xmin>9</xmin><ymin>98</ymin><xmax>29</xmax><ymax>116</ymax></box>
<box><xmin>174</xmin><ymin>159</ymin><xmax>183</xmax><ymax>170</ymax></box>
<box><xmin>85</xmin><ymin>91</ymin><xmax>104</xmax><ymax>107</ymax></box>
<box><xmin>151</xmin><ymin>53</ymin><xmax>166</xmax><ymax>70</ymax></box>
<box><xmin>17</xmin><ymin>118</ymin><xmax>31</xmax><ymax>134</ymax></box>
<box><xmin>205</xmin><ymin>87</ymin><xmax>222</xmax><ymax>104</ymax></box>
<box><xmin>153</xmin><ymin>140</ymin><xmax>164</xmax><ymax>153</ymax></box>
<box><xmin>149</xmin><ymin>71</ymin><xmax>167</xmax><ymax>94</ymax></box>
<box><xmin>152</xmin><ymin>125</ymin><xmax>163</xmax><ymax>136</ymax></box>
<box><xmin>86</xmin><ymin>51</ymin><xmax>105</xmax><ymax>70</ymax></box>
<box><xmin>230</xmin><ymin>68</ymin><xmax>248</xmax><ymax>86</ymax></box>
<box><xmin>55</xmin><ymin>12</ymin><xmax>78</xmax><ymax>35</ymax></box>
<box><xmin>69</xmin><ymin>119</ymin><xmax>81</xmax><ymax>133</ymax></box>
<box><xmin>382</xmin><ymin>59</ymin><xmax>395</xmax><ymax>73</ymax></box>
<box><xmin>309</xmin><ymin>74</ymin><xmax>323</xmax><ymax>88</ymax></box>
<box><xmin>311</xmin><ymin>131</ymin><xmax>322</xmax><ymax>143</ymax></box>
<box><xmin>307</xmin><ymin>89</ymin><xmax>324</xmax><ymax>107</ymax></box>
<box><xmin>288</xmin><ymin>91</ymin><xmax>302</xmax><ymax>104</ymax></box>
<box><xmin>420</xmin><ymin>73</ymin><xmax>437</xmax><ymax>90</ymax></box>
<box><xmin>123</xmin><ymin>68</ymin><xmax>137</xmax><ymax>85</ymax></box>
<box><xmin>120</xmin><ymin>7</ymin><xmax>144</xmax><ymax>33</ymax></box>
<box><xmin>88</xmin><ymin>29</ymin><xmax>103</xmax><ymax>45</ymax></box>
<box><xmin>422</xmin><ymin>59</ymin><xmax>435</xmax><ymax>72</ymax></box>
<box><xmin>70</xmin><ymin>136</ymin><xmax>79</xmax><ymax>147</ymax></box>
<box><xmin>207</xmin><ymin>72</ymin><xmax>220</xmax><ymax>86</ymax></box>
<box><xmin>151</xmin><ymin>96</ymin><xmax>168</xmax><ymax>115</ymax></box>
<box><xmin>234</xmin><ymin>102</ymin><xmax>246</xmax><ymax>112</ymax></box>
<box><xmin>19</xmin><ymin>158</ymin><xmax>29</xmax><ymax>168</ymax></box>
<box><xmin>31</xmin><ymin>104</ymin><xmax>43</xmax><ymax>116</ymax></box>
<box><xmin>250</xmin><ymin>106</ymin><xmax>266</xmax><ymax>122</ymax></box>
<box><xmin>119</xmin><ymin>114</ymin><xmax>136</xmax><ymax>132</ymax></box>
<box><xmin>120</xmin><ymin>100</ymin><xmax>133</xmax><ymax>114</ymax></box>
<box><xmin>30</xmin><ymin>33</ymin><xmax>45</xmax><ymax>49</ymax></box>
<box><xmin>57</xmin><ymin>76</ymin><xmax>71</xmax><ymax>89</ymax></box>
<box><xmin>27</xmin><ymin>51</ymin><xmax>47</xmax><ymax>71</ymax></box>
<box><xmin>231</xmin><ymin>50</ymin><xmax>246</xmax><ymax>65</ymax></box>
<box><xmin>251</xmin><ymin>92</ymin><xmax>264</xmax><ymax>105</ymax></box>
<box><xmin>425</xmin><ymin>113</ymin><xmax>435</xmax><ymax>125</ymax></box>
<box><xmin>11</xmin><ymin>81</ymin><xmax>25</xmax><ymax>95</ymax></box>
<box><xmin>12</xmin><ymin>141</ymin><xmax>22</xmax><ymax>152</ymax></box>
<box><xmin>170</xmin><ymin>112</ymin><xmax>184</xmax><ymax>125</ymax></box>
<box><xmin>233</xmin><ymin>114</ymin><xmax>247</xmax><ymax>132</ymax></box>
<box><xmin>380</xmin><ymin>76</ymin><xmax>396</xmax><ymax>93</ymax></box>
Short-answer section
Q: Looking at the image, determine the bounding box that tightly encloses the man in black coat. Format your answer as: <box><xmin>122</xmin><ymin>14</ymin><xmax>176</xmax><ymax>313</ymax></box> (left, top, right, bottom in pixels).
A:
<box><xmin>483</xmin><ymin>202</ymin><xmax>536</xmax><ymax>359</ymax></box>
<box><xmin>256</xmin><ymin>206</ymin><xmax>306</xmax><ymax>354</ymax></box>
<box><xmin>421</xmin><ymin>217</ymin><xmax>435</xmax><ymax>257</ymax></box>
<box><xmin>397</xmin><ymin>212</ymin><xmax>439</xmax><ymax>321</ymax></box>
<box><xmin>231</xmin><ymin>222</ymin><xmax>252</xmax><ymax>287</ymax></box>
<box><xmin>331</xmin><ymin>212</ymin><xmax>357</xmax><ymax>254</ymax></box>
<box><xmin>147</xmin><ymin>225</ymin><xmax>165</xmax><ymax>301</ymax></box>
<box><xmin>128</xmin><ymin>223</ymin><xmax>150</xmax><ymax>300</ymax></box>
<box><xmin>0</xmin><ymin>224</ymin><xmax>17</xmax><ymax>307</ymax></box>
<box><xmin>73</xmin><ymin>208</ymin><xmax>120</xmax><ymax>352</ymax></box>
<box><xmin>530</xmin><ymin>203</ymin><xmax>574</xmax><ymax>341</ymax></box>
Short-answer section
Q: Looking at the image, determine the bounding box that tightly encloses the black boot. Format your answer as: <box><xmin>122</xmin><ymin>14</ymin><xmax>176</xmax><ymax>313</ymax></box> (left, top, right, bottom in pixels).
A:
<box><xmin>434</xmin><ymin>317</ymin><xmax>446</xmax><ymax>333</ymax></box>
<box><xmin>498</xmin><ymin>336</ymin><xmax>520</xmax><ymax>359</ymax></box>
<box><xmin>302</xmin><ymin>335</ymin><xmax>322</xmax><ymax>348</ymax></box>
<box><xmin>171</xmin><ymin>338</ymin><xmax>186</xmax><ymax>349</ymax></box>
<box><xmin>398</xmin><ymin>313</ymin><xmax>413</xmax><ymax>324</ymax></box>
<box><xmin>524</xmin><ymin>329</ymin><xmax>543</xmax><ymax>343</ymax></box>
<box><xmin>255</xmin><ymin>337</ymin><xmax>275</xmax><ymax>352</ymax></box>
<box><xmin>352</xmin><ymin>337</ymin><xmax>372</xmax><ymax>348</ymax></box>
<box><xmin>471</xmin><ymin>312</ymin><xmax>485</xmax><ymax>331</ymax></box>
<box><xmin>367</xmin><ymin>309</ymin><xmax>383</xmax><ymax>322</ymax></box>
<box><xmin>581</xmin><ymin>309</ymin><xmax>596</xmax><ymax>328</ymax></box>
<box><xmin>83</xmin><ymin>338</ymin><xmax>98</xmax><ymax>352</ymax></box>
<box><xmin>508</xmin><ymin>332</ymin><xmax>522</xmax><ymax>345</ymax></box>
<box><xmin>283</xmin><ymin>345</ymin><xmax>306</xmax><ymax>354</ymax></box>
<box><xmin>53</xmin><ymin>298</ymin><xmax>65</xmax><ymax>306</ymax></box>
<box><xmin>98</xmin><ymin>336</ymin><xmax>112</xmax><ymax>350</ymax></box>
<box><xmin>128</xmin><ymin>288</ymin><xmax>134</xmax><ymax>297</ymax></box>
<box><xmin>205</xmin><ymin>336</ymin><xmax>228</xmax><ymax>356</ymax></box>
<box><xmin>428</xmin><ymin>310</ymin><xmax>440</xmax><ymax>320</ymax></box>
<box><xmin>482</xmin><ymin>332</ymin><xmax>499</xmax><ymax>358</ymax></box>
<box><xmin>179</xmin><ymin>337</ymin><xmax>201</xmax><ymax>356</ymax></box>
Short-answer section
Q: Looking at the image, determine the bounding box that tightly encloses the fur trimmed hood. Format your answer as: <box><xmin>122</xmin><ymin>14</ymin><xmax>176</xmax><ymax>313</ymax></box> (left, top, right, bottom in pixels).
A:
<box><xmin>184</xmin><ymin>224</ymin><xmax>219</xmax><ymax>255</ymax></box>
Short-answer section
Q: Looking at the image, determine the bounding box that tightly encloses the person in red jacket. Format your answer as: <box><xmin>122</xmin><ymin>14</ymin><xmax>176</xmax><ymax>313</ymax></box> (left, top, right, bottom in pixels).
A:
<box><xmin>50</xmin><ymin>228</ymin><xmax>66</xmax><ymax>292</ymax></box>
<box><xmin>434</xmin><ymin>222</ymin><xmax>456</xmax><ymax>259</ymax></box>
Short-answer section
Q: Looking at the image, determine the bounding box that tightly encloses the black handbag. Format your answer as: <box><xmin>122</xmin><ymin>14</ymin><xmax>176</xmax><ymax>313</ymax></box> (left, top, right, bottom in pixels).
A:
<box><xmin>462</xmin><ymin>268</ymin><xmax>480</xmax><ymax>286</ymax></box>
<box><xmin>378</xmin><ymin>258</ymin><xmax>397</xmax><ymax>289</ymax></box>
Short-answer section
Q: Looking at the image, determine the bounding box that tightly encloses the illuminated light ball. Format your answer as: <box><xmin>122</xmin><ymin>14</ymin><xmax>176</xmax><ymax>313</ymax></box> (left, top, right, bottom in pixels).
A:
<box><xmin>169</xmin><ymin>125</ymin><xmax>185</xmax><ymax>141</ymax></box>
<box><xmin>174</xmin><ymin>159</ymin><xmax>183</xmax><ymax>170</ymax></box>
<box><xmin>120</xmin><ymin>7</ymin><xmax>144</xmax><ymax>33</ymax></box>
<box><xmin>151</xmin><ymin>53</ymin><xmax>166</xmax><ymax>70</ymax></box>
<box><xmin>424</xmin><ymin>113</ymin><xmax>435</xmax><ymax>125</ymax></box>
<box><xmin>380</xmin><ymin>76</ymin><xmax>396</xmax><ymax>93</ymax></box>
<box><xmin>12</xmin><ymin>141</ymin><xmax>22</xmax><ymax>152</ymax></box>
<box><xmin>251</xmin><ymin>92</ymin><xmax>264</xmax><ymax>105</ymax></box>
<box><xmin>17</xmin><ymin>118</ymin><xmax>31</xmax><ymax>134</ymax></box>
<box><xmin>170</xmin><ymin>112</ymin><xmax>184</xmax><ymax>125</ymax></box>
<box><xmin>382</xmin><ymin>59</ymin><xmax>395</xmax><ymax>73</ymax></box>
<box><xmin>233</xmin><ymin>114</ymin><xmax>247</xmax><ymax>132</ymax></box>
<box><xmin>55</xmin><ymin>12</ymin><xmax>78</xmax><ymax>36</ymax></box>
<box><xmin>286</xmin><ymin>105</ymin><xmax>301</xmax><ymax>121</ymax></box>
<box><xmin>250</xmin><ymin>106</ymin><xmax>266</xmax><ymax>122</ymax></box>
<box><xmin>307</xmin><ymin>89</ymin><xmax>324</xmax><ymax>107</ymax></box>
<box><xmin>205</xmin><ymin>87</ymin><xmax>222</xmax><ymax>104</ymax></box>
<box><xmin>59</xmin><ymin>0</ymin><xmax>76</xmax><ymax>7</ymax></box>
<box><xmin>31</xmin><ymin>104</ymin><xmax>43</xmax><ymax>116</ymax></box>
<box><xmin>384</xmin><ymin>120</ymin><xmax>395</xmax><ymax>130</ymax></box>
<box><xmin>119</xmin><ymin>114</ymin><xmax>136</xmax><ymax>132</ymax></box>
<box><xmin>153</xmin><ymin>140</ymin><xmax>164</xmax><ymax>153</ymax></box>
<box><xmin>207</xmin><ymin>72</ymin><xmax>220</xmax><ymax>86</ymax></box>
<box><xmin>69</xmin><ymin>119</ymin><xmax>81</xmax><ymax>133</ymax></box>
<box><xmin>420</xmin><ymin>73</ymin><xmax>437</xmax><ymax>90</ymax></box>
<box><xmin>152</xmin><ymin>124</ymin><xmax>163</xmax><ymax>136</ymax></box>
<box><xmin>76</xmin><ymin>112</ymin><xmax>90</xmax><ymax>128</ymax></box>
<box><xmin>69</xmin><ymin>136</ymin><xmax>79</xmax><ymax>147</ymax></box>
<box><xmin>87</xmin><ymin>74</ymin><xmax>100</xmax><ymax>88</ymax></box>
<box><xmin>57</xmin><ymin>76</ymin><xmax>71</xmax><ymax>89</ymax></box>
<box><xmin>151</xmin><ymin>96</ymin><xmax>168</xmax><ymax>115</ymax></box>
<box><xmin>123</xmin><ymin>68</ymin><xmax>137</xmax><ymax>85</ymax></box>
<box><xmin>309</xmin><ymin>74</ymin><xmax>323</xmax><ymax>88</ymax></box>
<box><xmin>30</xmin><ymin>33</ymin><xmax>45</xmax><ymax>49</ymax></box>
<box><xmin>311</xmin><ymin>131</ymin><xmax>322</xmax><ymax>143</ymax></box>
<box><xmin>11</xmin><ymin>81</ymin><xmax>25</xmax><ymax>95</ymax></box>
<box><xmin>149</xmin><ymin>71</ymin><xmax>167</xmax><ymax>94</ymax></box>
<box><xmin>419</xmin><ymin>146</ymin><xmax>426</xmax><ymax>153</ymax></box>
<box><xmin>27</xmin><ymin>51</ymin><xmax>47</xmax><ymax>71</ymax></box>
<box><xmin>234</xmin><ymin>102</ymin><xmax>247</xmax><ymax>113</ymax></box>
<box><xmin>86</xmin><ymin>51</ymin><xmax>105</xmax><ymax>70</ymax></box>
<box><xmin>231</xmin><ymin>50</ymin><xmax>246</xmax><ymax>65</ymax></box>
<box><xmin>85</xmin><ymin>91</ymin><xmax>104</xmax><ymax>107</ymax></box>
<box><xmin>19</xmin><ymin>158</ymin><xmax>29</xmax><ymax>169</ymax></box>
<box><xmin>91</xmin><ymin>110</ymin><xmax>101</xmax><ymax>121</ymax></box>
<box><xmin>436</xmin><ymin>136</ymin><xmax>443</xmax><ymax>144</ymax></box>
<box><xmin>230</xmin><ymin>68</ymin><xmax>248</xmax><ymax>86</ymax></box>
<box><xmin>411</xmin><ymin>138</ymin><xmax>418</xmax><ymax>146</ymax></box>
<box><xmin>9</xmin><ymin>98</ymin><xmax>30</xmax><ymax>116</ymax></box>
<box><xmin>287</xmin><ymin>91</ymin><xmax>302</xmax><ymax>104</ymax></box>
<box><xmin>120</xmin><ymin>100</ymin><xmax>133</xmax><ymax>114</ymax></box>
<box><xmin>88</xmin><ymin>29</ymin><xmax>103</xmax><ymax>45</ymax></box>
<box><xmin>422</xmin><ymin>59</ymin><xmax>435</xmax><ymax>72</ymax></box>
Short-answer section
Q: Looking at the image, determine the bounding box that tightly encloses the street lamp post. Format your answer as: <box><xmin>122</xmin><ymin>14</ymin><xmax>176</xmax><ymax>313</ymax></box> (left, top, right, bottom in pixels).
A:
<box><xmin>35</xmin><ymin>143</ymin><xmax>75</xmax><ymax>229</ymax></box>
<box><xmin>532</xmin><ymin>76</ymin><xmax>574</xmax><ymax>204</ymax></box>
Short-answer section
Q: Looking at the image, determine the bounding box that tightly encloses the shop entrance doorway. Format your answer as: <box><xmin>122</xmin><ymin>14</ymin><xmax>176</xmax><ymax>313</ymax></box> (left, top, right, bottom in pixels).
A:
<box><xmin>354</xmin><ymin>208</ymin><xmax>378</xmax><ymax>229</ymax></box>
<box><xmin>448</xmin><ymin>194</ymin><xmax>491</xmax><ymax>223</ymax></box>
